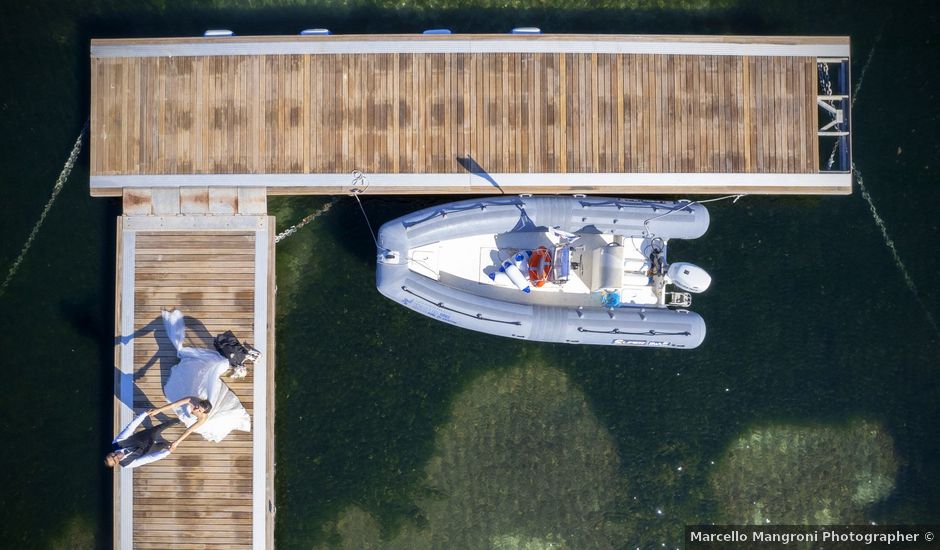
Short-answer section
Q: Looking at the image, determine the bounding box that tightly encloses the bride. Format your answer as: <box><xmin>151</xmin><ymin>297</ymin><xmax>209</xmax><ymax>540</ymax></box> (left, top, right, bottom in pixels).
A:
<box><xmin>161</xmin><ymin>309</ymin><xmax>252</xmax><ymax>442</ymax></box>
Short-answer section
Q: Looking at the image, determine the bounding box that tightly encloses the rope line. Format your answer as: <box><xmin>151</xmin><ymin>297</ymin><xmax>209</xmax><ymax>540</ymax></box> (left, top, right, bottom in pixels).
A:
<box><xmin>854</xmin><ymin>165</ymin><xmax>939</xmax><ymax>338</ymax></box>
<box><xmin>0</xmin><ymin>120</ymin><xmax>88</xmax><ymax>298</ymax></box>
<box><xmin>274</xmin><ymin>197</ymin><xmax>338</xmax><ymax>244</ymax></box>
<box><xmin>848</xmin><ymin>31</ymin><xmax>938</xmax><ymax>339</ymax></box>
<box><xmin>352</xmin><ymin>193</ymin><xmax>383</xmax><ymax>251</ymax></box>
<box><xmin>347</xmin><ymin>170</ymin><xmax>389</xmax><ymax>253</ymax></box>
<box><xmin>852</xmin><ymin>25</ymin><xmax>884</xmax><ymax>107</ymax></box>
<box><xmin>642</xmin><ymin>194</ymin><xmax>745</xmax><ymax>237</ymax></box>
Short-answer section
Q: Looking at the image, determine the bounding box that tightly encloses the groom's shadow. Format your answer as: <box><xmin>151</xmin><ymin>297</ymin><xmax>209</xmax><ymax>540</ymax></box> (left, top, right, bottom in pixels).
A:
<box><xmin>113</xmin><ymin>313</ymin><xmax>215</xmax><ymax>411</ymax></box>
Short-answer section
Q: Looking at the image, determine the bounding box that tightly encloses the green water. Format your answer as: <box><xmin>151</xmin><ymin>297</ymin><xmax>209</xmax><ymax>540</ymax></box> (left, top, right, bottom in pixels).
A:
<box><xmin>1</xmin><ymin>1</ymin><xmax>938</xmax><ymax>548</ymax></box>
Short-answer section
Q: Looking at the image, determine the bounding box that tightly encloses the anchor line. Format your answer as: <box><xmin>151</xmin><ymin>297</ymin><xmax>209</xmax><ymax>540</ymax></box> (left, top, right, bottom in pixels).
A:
<box><xmin>854</xmin><ymin>165</ymin><xmax>939</xmax><ymax>338</ymax></box>
<box><xmin>852</xmin><ymin>24</ymin><xmax>884</xmax><ymax>108</ymax></box>
<box><xmin>848</xmin><ymin>34</ymin><xmax>938</xmax><ymax>339</ymax></box>
<box><xmin>1</xmin><ymin>120</ymin><xmax>88</xmax><ymax>298</ymax></box>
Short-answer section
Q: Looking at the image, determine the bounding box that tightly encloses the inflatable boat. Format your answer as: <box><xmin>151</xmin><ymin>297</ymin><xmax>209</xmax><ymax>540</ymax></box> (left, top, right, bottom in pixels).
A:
<box><xmin>376</xmin><ymin>196</ymin><xmax>712</xmax><ymax>349</ymax></box>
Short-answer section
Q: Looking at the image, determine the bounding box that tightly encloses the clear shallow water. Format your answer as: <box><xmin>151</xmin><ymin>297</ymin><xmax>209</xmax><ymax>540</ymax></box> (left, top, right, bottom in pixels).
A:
<box><xmin>1</xmin><ymin>1</ymin><xmax>938</xmax><ymax>548</ymax></box>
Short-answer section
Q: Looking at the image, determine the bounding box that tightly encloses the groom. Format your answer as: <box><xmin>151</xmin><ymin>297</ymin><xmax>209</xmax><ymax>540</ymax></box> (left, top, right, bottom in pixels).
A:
<box><xmin>104</xmin><ymin>410</ymin><xmax>179</xmax><ymax>469</ymax></box>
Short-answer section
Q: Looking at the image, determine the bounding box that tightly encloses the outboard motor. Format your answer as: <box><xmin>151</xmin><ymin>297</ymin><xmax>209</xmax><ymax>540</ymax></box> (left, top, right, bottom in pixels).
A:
<box><xmin>667</xmin><ymin>262</ymin><xmax>711</xmax><ymax>293</ymax></box>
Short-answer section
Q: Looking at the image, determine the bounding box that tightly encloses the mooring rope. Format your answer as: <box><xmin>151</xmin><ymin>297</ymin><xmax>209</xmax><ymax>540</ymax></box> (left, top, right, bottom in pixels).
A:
<box><xmin>854</xmin><ymin>165</ymin><xmax>938</xmax><ymax>338</ymax></box>
<box><xmin>642</xmin><ymin>194</ymin><xmax>745</xmax><ymax>237</ymax></box>
<box><xmin>352</xmin><ymin>193</ymin><xmax>381</xmax><ymax>248</ymax></box>
<box><xmin>848</xmin><ymin>31</ymin><xmax>938</xmax><ymax>339</ymax></box>
<box><xmin>852</xmin><ymin>26</ymin><xmax>883</xmax><ymax>107</ymax></box>
<box><xmin>0</xmin><ymin>120</ymin><xmax>88</xmax><ymax>298</ymax></box>
<box><xmin>345</xmin><ymin>170</ymin><xmax>391</xmax><ymax>254</ymax></box>
<box><xmin>274</xmin><ymin>197</ymin><xmax>339</xmax><ymax>244</ymax></box>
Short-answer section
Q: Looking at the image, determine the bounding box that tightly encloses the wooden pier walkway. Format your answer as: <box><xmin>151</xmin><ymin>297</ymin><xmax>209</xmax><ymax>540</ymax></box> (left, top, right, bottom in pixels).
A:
<box><xmin>96</xmin><ymin>31</ymin><xmax>852</xmax><ymax>550</ymax></box>
<box><xmin>113</xmin><ymin>188</ymin><xmax>274</xmax><ymax>549</ymax></box>
<box><xmin>90</xmin><ymin>33</ymin><xmax>852</xmax><ymax>196</ymax></box>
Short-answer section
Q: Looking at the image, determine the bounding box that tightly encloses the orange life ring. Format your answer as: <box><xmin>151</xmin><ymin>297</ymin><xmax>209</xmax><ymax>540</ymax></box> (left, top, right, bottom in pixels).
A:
<box><xmin>527</xmin><ymin>246</ymin><xmax>552</xmax><ymax>287</ymax></box>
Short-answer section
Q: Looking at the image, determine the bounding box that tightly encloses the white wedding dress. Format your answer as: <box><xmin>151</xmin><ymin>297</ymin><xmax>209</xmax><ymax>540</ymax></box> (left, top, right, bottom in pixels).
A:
<box><xmin>161</xmin><ymin>309</ymin><xmax>252</xmax><ymax>442</ymax></box>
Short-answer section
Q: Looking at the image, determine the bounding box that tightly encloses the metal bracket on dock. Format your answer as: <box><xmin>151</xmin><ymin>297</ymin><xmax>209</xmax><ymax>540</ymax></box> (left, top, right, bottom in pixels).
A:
<box><xmin>817</xmin><ymin>95</ymin><xmax>850</xmax><ymax>135</ymax></box>
<box><xmin>816</xmin><ymin>58</ymin><xmax>852</xmax><ymax>173</ymax></box>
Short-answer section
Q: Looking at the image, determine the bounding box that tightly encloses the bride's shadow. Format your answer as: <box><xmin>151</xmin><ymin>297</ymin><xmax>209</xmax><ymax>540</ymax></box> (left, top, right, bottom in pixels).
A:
<box><xmin>114</xmin><ymin>313</ymin><xmax>214</xmax><ymax>411</ymax></box>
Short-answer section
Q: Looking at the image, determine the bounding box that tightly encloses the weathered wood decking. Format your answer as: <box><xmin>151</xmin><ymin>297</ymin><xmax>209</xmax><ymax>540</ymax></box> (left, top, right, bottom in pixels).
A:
<box><xmin>99</xmin><ymin>31</ymin><xmax>853</xmax><ymax>550</ymax></box>
<box><xmin>113</xmin><ymin>190</ymin><xmax>274</xmax><ymax>549</ymax></box>
<box><xmin>90</xmin><ymin>34</ymin><xmax>852</xmax><ymax>195</ymax></box>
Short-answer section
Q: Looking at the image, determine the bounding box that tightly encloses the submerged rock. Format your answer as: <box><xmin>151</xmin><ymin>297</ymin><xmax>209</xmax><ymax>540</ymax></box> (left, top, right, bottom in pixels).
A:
<box><xmin>711</xmin><ymin>420</ymin><xmax>898</xmax><ymax>524</ymax></box>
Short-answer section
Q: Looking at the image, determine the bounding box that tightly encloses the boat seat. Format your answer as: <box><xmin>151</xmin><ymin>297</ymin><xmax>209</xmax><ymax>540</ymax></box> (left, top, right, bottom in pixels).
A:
<box><xmin>591</xmin><ymin>243</ymin><xmax>625</xmax><ymax>291</ymax></box>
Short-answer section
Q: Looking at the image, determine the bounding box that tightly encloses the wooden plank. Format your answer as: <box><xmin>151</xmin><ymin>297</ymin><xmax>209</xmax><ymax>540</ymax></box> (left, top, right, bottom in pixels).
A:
<box><xmin>107</xmin><ymin>59</ymin><xmax>122</xmax><ymax>174</ymax></box>
<box><xmin>811</xmin><ymin>57</ymin><xmax>820</xmax><ymax>171</ymax></box>
<box><xmin>757</xmin><ymin>57</ymin><xmax>768</xmax><ymax>172</ymax></box>
<box><xmin>742</xmin><ymin>56</ymin><xmax>751</xmax><ymax>171</ymax></box>
<box><xmin>541</xmin><ymin>53</ymin><xmax>551</xmax><ymax>172</ymax></box>
<box><xmin>798</xmin><ymin>57</ymin><xmax>808</xmax><ymax>172</ymax></box>
<box><xmin>775</xmin><ymin>56</ymin><xmax>785</xmax><ymax>172</ymax></box>
<box><xmin>784</xmin><ymin>56</ymin><xmax>794</xmax><ymax>172</ymax></box>
<box><xmin>648</xmin><ymin>53</ymin><xmax>657</xmax><ymax>172</ymax></box>
<box><xmin>499</xmin><ymin>53</ymin><xmax>508</xmax><ymax>172</ymax></box>
<box><xmin>568</xmin><ymin>53</ymin><xmax>578</xmax><ymax>172</ymax></box>
<box><xmin>127</xmin><ymin>57</ymin><xmax>141</xmax><ymax>174</ymax></box>
<box><xmin>721</xmin><ymin>55</ymin><xmax>731</xmax><ymax>171</ymax></box>
<box><xmin>443</xmin><ymin>53</ymin><xmax>453</xmax><ymax>173</ymax></box>
<box><xmin>392</xmin><ymin>53</ymin><xmax>401</xmax><ymax>172</ymax></box>
<box><xmin>590</xmin><ymin>53</ymin><xmax>599</xmax><ymax>171</ymax></box>
<box><xmin>91</xmin><ymin>58</ymin><xmax>100</xmax><ymax>175</ymax></box>
<box><xmin>598</xmin><ymin>53</ymin><xmax>609</xmax><ymax>171</ymax></box>
<box><xmin>661</xmin><ymin>54</ymin><xmax>671</xmax><ymax>172</ymax></box>
<box><xmin>578</xmin><ymin>53</ymin><xmax>588</xmax><ymax>171</ymax></box>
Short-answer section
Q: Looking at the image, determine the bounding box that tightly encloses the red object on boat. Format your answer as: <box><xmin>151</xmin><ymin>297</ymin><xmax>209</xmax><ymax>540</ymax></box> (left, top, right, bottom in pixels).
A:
<box><xmin>528</xmin><ymin>246</ymin><xmax>552</xmax><ymax>287</ymax></box>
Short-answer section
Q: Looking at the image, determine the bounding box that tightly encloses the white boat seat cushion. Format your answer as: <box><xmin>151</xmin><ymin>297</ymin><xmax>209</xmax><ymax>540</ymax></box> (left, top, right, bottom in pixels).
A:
<box><xmin>591</xmin><ymin>244</ymin><xmax>625</xmax><ymax>290</ymax></box>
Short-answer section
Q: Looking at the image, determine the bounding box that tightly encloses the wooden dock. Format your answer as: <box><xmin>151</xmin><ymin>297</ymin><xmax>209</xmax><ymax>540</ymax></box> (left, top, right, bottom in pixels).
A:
<box><xmin>96</xmin><ymin>31</ymin><xmax>853</xmax><ymax>550</ymax></box>
<box><xmin>90</xmin><ymin>33</ymin><xmax>852</xmax><ymax>196</ymax></box>
<box><xmin>113</xmin><ymin>188</ymin><xmax>274</xmax><ymax>549</ymax></box>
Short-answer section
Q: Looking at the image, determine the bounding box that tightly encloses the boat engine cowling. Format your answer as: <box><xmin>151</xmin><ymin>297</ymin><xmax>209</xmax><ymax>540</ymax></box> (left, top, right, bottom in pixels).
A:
<box><xmin>667</xmin><ymin>262</ymin><xmax>711</xmax><ymax>293</ymax></box>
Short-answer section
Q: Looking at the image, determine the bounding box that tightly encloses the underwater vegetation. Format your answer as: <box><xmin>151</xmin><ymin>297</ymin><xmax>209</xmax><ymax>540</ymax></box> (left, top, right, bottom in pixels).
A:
<box><xmin>315</xmin><ymin>396</ymin><xmax>902</xmax><ymax>549</ymax></box>
<box><xmin>315</xmin><ymin>365</ymin><xmax>630</xmax><ymax>549</ymax></box>
<box><xmin>48</xmin><ymin>515</ymin><xmax>96</xmax><ymax>550</ymax></box>
<box><xmin>710</xmin><ymin>420</ymin><xmax>899</xmax><ymax>525</ymax></box>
